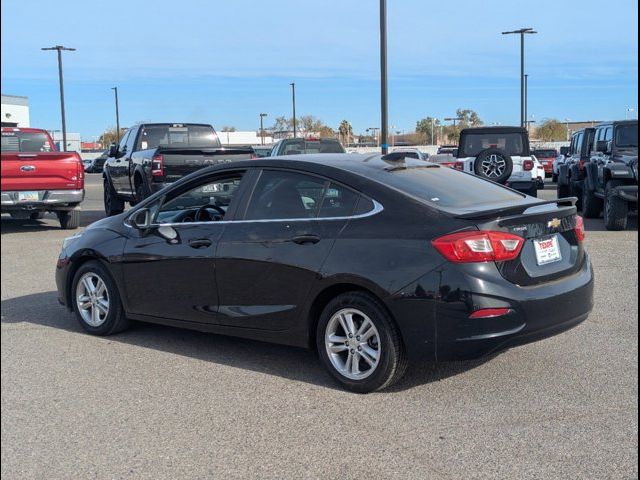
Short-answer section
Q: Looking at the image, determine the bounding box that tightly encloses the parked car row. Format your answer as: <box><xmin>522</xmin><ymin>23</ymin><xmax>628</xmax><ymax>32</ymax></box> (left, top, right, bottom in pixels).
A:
<box><xmin>558</xmin><ymin>120</ymin><xmax>638</xmax><ymax>230</ymax></box>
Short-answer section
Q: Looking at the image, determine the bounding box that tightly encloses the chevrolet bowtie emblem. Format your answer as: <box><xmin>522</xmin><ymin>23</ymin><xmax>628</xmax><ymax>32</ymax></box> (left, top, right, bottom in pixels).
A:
<box><xmin>548</xmin><ymin>218</ymin><xmax>562</xmax><ymax>229</ymax></box>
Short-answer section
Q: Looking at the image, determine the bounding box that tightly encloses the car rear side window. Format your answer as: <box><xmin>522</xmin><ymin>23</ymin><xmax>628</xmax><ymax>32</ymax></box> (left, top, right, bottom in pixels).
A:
<box><xmin>244</xmin><ymin>170</ymin><xmax>361</xmax><ymax>220</ymax></box>
<box><xmin>385</xmin><ymin>166</ymin><xmax>524</xmax><ymax>209</ymax></box>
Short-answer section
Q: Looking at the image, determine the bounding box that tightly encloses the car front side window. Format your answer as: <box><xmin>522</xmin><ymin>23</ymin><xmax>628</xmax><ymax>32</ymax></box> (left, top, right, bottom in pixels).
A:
<box><xmin>156</xmin><ymin>173</ymin><xmax>244</xmax><ymax>224</ymax></box>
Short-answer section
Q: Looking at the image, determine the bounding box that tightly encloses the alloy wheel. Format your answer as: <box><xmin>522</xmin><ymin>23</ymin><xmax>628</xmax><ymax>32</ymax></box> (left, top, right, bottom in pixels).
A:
<box><xmin>325</xmin><ymin>308</ymin><xmax>381</xmax><ymax>380</ymax></box>
<box><xmin>481</xmin><ymin>154</ymin><xmax>507</xmax><ymax>178</ymax></box>
<box><xmin>76</xmin><ymin>272</ymin><xmax>110</xmax><ymax>327</ymax></box>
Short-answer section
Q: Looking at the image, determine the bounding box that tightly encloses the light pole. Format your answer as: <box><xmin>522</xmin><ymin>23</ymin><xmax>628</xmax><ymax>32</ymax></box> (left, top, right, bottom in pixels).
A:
<box><xmin>290</xmin><ymin>83</ymin><xmax>297</xmax><ymax>138</ymax></box>
<box><xmin>502</xmin><ymin>28</ymin><xmax>537</xmax><ymax>127</ymax></box>
<box><xmin>444</xmin><ymin>117</ymin><xmax>463</xmax><ymax>126</ymax></box>
<box><xmin>259</xmin><ymin>113</ymin><xmax>268</xmax><ymax>145</ymax></box>
<box><xmin>524</xmin><ymin>74</ymin><xmax>529</xmax><ymax>128</ymax></box>
<box><xmin>111</xmin><ymin>87</ymin><xmax>120</xmax><ymax>145</ymax></box>
<box><xmin>564</xmin><ymin>118</ymin><xmax>571</xmax><ymax>141</ymax></box>
<box><xmin>41</xmin><ymin>45</ymin><xmax>76</xmax><ymax>151</ymax></box>
<box><xmin>431</xmin><ymin>118</ymin><xmax>438</xmax><ymax>145</ymax></box>
<box><xmin>367</xmin><ymin>127</ymin><xmax>380</xmax><ymax>147</ymax></box>
<box><xmin>379</xmin><ymin>0</ymin><xmax>389</xmax><ymax>154</ymax></box>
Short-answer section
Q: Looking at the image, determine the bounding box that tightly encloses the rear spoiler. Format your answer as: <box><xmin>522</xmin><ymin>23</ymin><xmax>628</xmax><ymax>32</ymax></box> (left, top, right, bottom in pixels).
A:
<box><xmin>454</xmin><ymin>197</ymin><xmax>577</xmax><ymax>220</ymax></box>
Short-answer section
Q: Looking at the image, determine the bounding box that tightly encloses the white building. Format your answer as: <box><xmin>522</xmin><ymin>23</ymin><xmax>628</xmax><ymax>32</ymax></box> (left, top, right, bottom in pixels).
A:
<box><xmin>50</xmin><ymin>131</ymin><xmax>82</xmax><ymax>153</ymax></box>
<box><xmin>217</xmin><ymin>131</ymin><xmax>273</xmax><ymax>146</ymax></box>
<box><xmin>1</xmin><ymin>94</ymin><xmax>30</xmax><ymax>127</ymax></box>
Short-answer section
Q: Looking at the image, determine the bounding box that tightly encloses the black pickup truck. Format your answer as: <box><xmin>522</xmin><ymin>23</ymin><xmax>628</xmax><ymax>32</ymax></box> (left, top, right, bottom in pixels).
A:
<box><xmin>103</xmin><ymin>123</ymin><xmax>254</xmax><ymax>215</ymax></box>
<box><xmin>582</xmin><ymin>120</ymin><xmax>638</xmax><ymax>230</ymax></box>
<box><xmin>558</xmin><ymin>127</ymin><xmax>596</xmax><ymax>211</ymax></box>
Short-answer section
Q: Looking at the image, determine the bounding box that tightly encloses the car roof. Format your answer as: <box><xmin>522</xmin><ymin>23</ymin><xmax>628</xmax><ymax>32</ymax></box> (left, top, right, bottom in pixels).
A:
<box><xmin>460</xmin><ymin>126</ymin><xmax>527</xmax><ymax>134</ymax></box>
<box><xmin>595</xmin><ymin>120</ymin><xmax>638</xmax><ymax>127</ymax></box>
<box><xmin>1</xmin><ymin>127</ymin><xmax>50</xmax><ymax>134</ymax></box>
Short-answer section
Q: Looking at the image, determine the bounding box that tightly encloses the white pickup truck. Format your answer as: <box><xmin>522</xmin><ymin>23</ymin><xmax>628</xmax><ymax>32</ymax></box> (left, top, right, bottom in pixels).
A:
<box><xmin>454</xmin><ymin>126</ymin><xmax>539</xmax><ymax>197</ymax></box>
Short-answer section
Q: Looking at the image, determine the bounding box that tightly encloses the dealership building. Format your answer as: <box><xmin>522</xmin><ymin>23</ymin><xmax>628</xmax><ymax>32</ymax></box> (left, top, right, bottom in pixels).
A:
<box><xmin>1</xmin><ymin>94</ymin><xmax>30</xmax><ymax>127</ymax></box>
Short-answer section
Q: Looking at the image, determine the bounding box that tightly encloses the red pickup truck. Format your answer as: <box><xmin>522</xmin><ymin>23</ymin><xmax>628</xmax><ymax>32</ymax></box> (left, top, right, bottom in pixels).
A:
<box><xmin>1</xmin><ymin>127</ymin><xmax>84</xmax><ymax>229</ymax></box>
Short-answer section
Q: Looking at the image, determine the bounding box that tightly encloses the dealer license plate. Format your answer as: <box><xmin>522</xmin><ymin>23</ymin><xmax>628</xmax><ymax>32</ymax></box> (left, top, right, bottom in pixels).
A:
<box><xmin>534</xmin><ymin>235</ymin><xmax>562</xmax><ymax>265</ymax></box>
<box><xmin>18</xmin><ymin>191</ymin><xmax>39</xmax><ymax>202</ymax></box>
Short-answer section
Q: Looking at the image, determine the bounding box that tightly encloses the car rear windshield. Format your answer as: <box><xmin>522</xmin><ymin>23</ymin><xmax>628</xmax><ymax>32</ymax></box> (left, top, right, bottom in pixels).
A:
<box><xmin>615</xmin><ymin>124</ymin><xmax>638</xmax><ymax>148</ymax></box>
<box><xmin>1</xmin><ymin>132</ymin><xmax>53</xmax><ymax>152</ymax></box>
<box><xmin>137</xmin><ymin>124</ymin><xmax>221</xmax><ymax>150</ymax></box>
<box><xmin>460</xmin><ymin>133</ymin><xmax>527</xmax><ymax>157</ymax></box>
<box><xmin>281</xmin><ymin>140</ymin><xmax>345</xmax><ymax>155</ymax></box>
<box><xmin>533</xmin><ymin>149</ymin><xmax>557</xmax><ymax>157</ymax></box>
<box><xmin>384</xmin><ymin>165</ymin><xmax>525</xmax><ymax>209</ymax></box>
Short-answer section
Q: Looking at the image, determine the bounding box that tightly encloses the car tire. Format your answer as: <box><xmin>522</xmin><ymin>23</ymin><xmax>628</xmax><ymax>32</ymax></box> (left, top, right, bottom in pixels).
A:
<box><xmin>316</xmin><ymin>291</ymin><xmax>408</xmax><ymax>393</ymax></box>
<box><xmin>104</xmin><ymin>178</ymin><xmax>125</xmax><ymax>216</ymax></box>
<box><xmin>557</xmin><ymin>183</ymin><xmax>570</xmax><ymax>199</ymax></box>
<box><xmin>582</xmin><ymin>184</ymin><xmax>603</xmax><ymax>219</ymax></box>
<box><xmin>603</xmin><ymin>180</ymin><xmax>628</xmax><ymax>231</ymax></box>
<box><xmin>135</xmin><ymin>180</ymin><xmax>150</xmax><ymax>205</ymax></box>
<box><xmin>570</xmin><ymin>180</ymin><xmax>583</xmax><ymax>211</ymax></box>
<box><xmin>58</xmin><ymin>210</ymin><xmax>80</xmax><ymax>229</ymax></box>
<box><xmin>72</xmin><ymin>260</ymin><xmax>130</xmax><ymax>336</ymax></box>
<box><xmin>473</xmin><ymin>149</ymin><xmax>514</xmax><ymax>184</ymax></box>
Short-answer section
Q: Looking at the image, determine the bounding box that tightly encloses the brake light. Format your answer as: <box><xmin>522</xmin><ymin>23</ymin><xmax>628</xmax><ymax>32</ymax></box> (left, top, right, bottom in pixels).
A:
<box><xmin>151</xmin><ymin>154</ymin><xmax>164</xmax><ymax>177</ymax></box>
<box><xmin>250</xmin><ymin>153</ymin><xmax>258</xmax><ymax>159</ymax></box>
<box><xmin>454</xmin><ymin>161</ymin><xmax>464</xmax><ymax>171</ymax></box>
<box><xmin>76</xmin><ymin>158</ymin><xmax>84</xmax><ymax>188</ymax></box>
<box><xmin>578</xmin><ymin>159</ymin><xmax>586</xmax><ymax>171</ymax></box>
<box><xmin>523</xmin><ymin>160</ymin><xmax>534</xmax><ymax>171</ymax></box>
<box><xmin>575</xmin><ymin>216</ymin><xmax>586</xmax><ymax>242</ymax></box>
<box><xmin>469</xmin><ymin>308</ymin><xmax>514</xmax><ymax>319</ymax></box>
<box><xmin>432</xmin><ymin>231</ymin><xmax>525</xmax><ymax>263</ymax></box>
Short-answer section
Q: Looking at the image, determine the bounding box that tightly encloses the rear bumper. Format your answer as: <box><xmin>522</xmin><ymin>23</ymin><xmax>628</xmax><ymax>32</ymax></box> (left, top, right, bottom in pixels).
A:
<box><xmin>1</xmin><ymin>189</ymin><xmax>84</xmax><ymax>211</ymax></box>
<box><xmin>389</xmin><ymin>255</ymin><xmax>594</xmax><ymax>362</ymax></box>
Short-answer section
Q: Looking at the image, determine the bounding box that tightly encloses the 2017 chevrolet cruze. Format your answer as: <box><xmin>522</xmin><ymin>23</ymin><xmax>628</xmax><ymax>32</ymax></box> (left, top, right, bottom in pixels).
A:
<box><xmin>56</xmin><ymin>154</ymin><xmax>594</xmax><ymax>392</ymax></box>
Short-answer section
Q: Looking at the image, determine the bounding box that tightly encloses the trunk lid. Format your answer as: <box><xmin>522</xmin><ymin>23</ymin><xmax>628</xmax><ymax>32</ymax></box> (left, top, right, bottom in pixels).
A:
<box><xmin>1</xmin><ymin>152</ymin><xmax>84</xmax><ymax>191</ymax></box>
<box><xmin>473</xmin><ymin>202</ymin><xmax>584</xmax><ymax>286</ymax></box>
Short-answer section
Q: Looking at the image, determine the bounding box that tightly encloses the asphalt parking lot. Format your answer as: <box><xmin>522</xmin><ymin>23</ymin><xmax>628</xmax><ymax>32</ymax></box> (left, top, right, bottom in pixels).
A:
<box><xmin>1</xmin><ymin>174</ymin><xmax>638</xmax><ymax>479</ymax></box>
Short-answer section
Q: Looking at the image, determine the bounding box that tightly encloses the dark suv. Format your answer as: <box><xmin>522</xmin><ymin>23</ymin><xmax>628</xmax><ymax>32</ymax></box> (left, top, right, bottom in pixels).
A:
<box><xmin>582</xmin><ymin>120</ymin><xmax>638</xmax><ymax>230</ymax></box>
<box><xmin>558</xmin><ymin>127</ymin><xmax>596</xmax><ymax>210</ymax></box>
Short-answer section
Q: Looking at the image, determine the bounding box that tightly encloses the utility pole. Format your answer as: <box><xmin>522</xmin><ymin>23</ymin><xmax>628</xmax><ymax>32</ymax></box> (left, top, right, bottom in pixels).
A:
<box><xmin>111</xmin><ymin>87</ymin><xmax>120</xmax><ymax>145</ymax></box>
<box><xmin>524</xmin><ymin>74</ymin><xmax>528</xmax><ymax>129</ymax></box>
<box><xmin>42</xmin><ymin>45</ymin><xmax>76</xmax><ymax>151</ymax></box>
<box><xmin>259</xmin><ymin>113</ymin><xmax>268</xmax><ymax>145</ymax></box>
<box><xmin>290</xmin><ymin>83</ymin><xmax>297</xmax><ymax>138</ymax></box>
<box><xmin>502</xmin><ymin>28</ymin><xmax>537</xmax><ymax>127</ymax></box>
<box><xmin>379</xmin><ymin>0</ymin><xmax>389</xmax><ymax>154</ymax></box>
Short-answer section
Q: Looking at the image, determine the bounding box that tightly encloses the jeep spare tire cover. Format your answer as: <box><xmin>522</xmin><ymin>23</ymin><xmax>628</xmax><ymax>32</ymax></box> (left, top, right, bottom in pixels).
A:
<box><xmin>473</xmin><ymin>148</ymin><xmax>514</xmax><ymax>184</ymax></box>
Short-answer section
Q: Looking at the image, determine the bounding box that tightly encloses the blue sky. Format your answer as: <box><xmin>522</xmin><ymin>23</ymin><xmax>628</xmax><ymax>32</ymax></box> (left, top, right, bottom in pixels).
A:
<box><xmin>1</xmin><ymin>0</ymin><xmax>638</xmax><ymax>139</ymax></box>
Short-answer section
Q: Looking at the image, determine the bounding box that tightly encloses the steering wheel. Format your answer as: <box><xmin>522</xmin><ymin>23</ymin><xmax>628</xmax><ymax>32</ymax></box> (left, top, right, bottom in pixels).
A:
<box><xmin>195</xmin><ymin>204</ymin><xmax>226</xmax><ymax>222</ymax></box>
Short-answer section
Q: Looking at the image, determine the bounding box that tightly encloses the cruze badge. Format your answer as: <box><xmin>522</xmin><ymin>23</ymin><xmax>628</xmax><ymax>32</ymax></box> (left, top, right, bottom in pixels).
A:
<box><xmin>548</xmin><ymin>218</ymin><xmax>562</xmax><ymax>229</ymax></box>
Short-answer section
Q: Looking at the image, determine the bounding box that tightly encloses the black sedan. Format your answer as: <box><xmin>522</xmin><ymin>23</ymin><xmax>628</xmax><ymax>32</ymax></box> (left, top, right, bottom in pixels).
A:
<box><xmin>56</xmin><ymin>154</ymin><xmax>594</xmax><ymax>392</ymax></box>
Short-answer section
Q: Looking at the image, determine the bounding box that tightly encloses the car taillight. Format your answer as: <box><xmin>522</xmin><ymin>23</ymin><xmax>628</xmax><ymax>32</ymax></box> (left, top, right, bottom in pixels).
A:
<box><xmin>76</xmin><ymin>159</ymin><xmax>84</xmax><ymax>188</ymax></box>
<box><xmin>432</xmin><ymin>231</ymin><xmax>525</xmax><ymax>263</ymax></box>
<box><xmin>454</xmin><ymin>161</ymin><xmax>464</xmax><ymax>171</ymax></box>
<box><xmin>523</xmin><ymin>160</ymin><xmax>534</xmax><ymax>171</ymax></box>
<box><xmin>578</xmin><ymin>159</ymin><xmax>586</xmax><ymax>171</ymax></box>
<box><xmin>575</xmin><ymin>216</ymin><xmax>586</xmax><ymax>242</ymax></box>
<box><xmin>250</xmin><ymin>153</ymin><xmax>258</xmax><ymax>159</ymax></box>
<box><xmin>151</xmin><ymin>154</ymin><xmax>164</xmax><ymax>177</ymax></box>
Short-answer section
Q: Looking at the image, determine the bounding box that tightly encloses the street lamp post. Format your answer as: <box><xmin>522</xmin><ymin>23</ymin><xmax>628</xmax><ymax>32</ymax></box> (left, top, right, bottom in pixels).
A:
<box><xmin>111</xmin><ymin>87</ymin><xmax>120</xmax><ymax>145</ymax></box>
<box><xmin>379</xmin><ymin>0</ymin><xmax>389</xmax><ymax>154</ymax></box>
<box><xmin>290</xmin><ymin>83</ymin><xmax>297</xmax><ymax>138</ymax></box>
<box><xmin>259</xmin><ymin>113</ymin><xmax>268</xmax><ymax>145</ymax></box>
<box><xmin>502</xmin><ymin>28</ymin><xmax>537</xmax><ymax>127</ymax></box>
<box><xmin>564</xmin><ymin>118</ymin><xmax>571</xmax><ymax>141</ymax></box>
<box><xmin>524</xmin><ymin>74</ymin><xmax>529</xmax><ymax>128</ymax></box>
<box><xmin>41</xmin><ymin>45</ymin><xmax>76</xmax><ymax>152</ymax></box>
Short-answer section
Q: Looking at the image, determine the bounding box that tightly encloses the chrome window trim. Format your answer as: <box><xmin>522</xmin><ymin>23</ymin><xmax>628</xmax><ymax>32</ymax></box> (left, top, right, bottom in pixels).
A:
<box><xmin>125</xmin><ymin>199</ymin><xmax>383</xmax><ymax>229</ymax></box>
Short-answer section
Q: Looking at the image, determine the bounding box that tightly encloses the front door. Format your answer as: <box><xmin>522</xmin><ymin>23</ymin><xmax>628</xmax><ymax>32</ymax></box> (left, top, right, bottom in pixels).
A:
<box><xmin>121</xmin><ymin>171</ymin><xmax>246</xmax><ymax>323</ymax></box>
<box><xmin>215</xmin><ymin>169</ymin><xmax>361</xmax><ymax>331</ymax></box>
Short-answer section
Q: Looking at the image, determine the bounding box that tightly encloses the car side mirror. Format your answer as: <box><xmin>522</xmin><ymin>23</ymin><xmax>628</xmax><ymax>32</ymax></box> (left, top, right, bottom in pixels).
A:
<box><xmin>596</xmin><ymin>140</ymin><xmax>611</xmax><ymax>154</ymax></box>
<box><xmin>108</xmin><ymin>144</ymin><xmax>118</xmax><ymax>157</ymax></box>
<box><xmin>560</xmin><ymin>146</ymin><xmax>570</xmax><ymax>156</ymax></box>
<box><xmin>130</xmin><ymin>208</ymin><xmax>152</xmax><ymax>230</ymax></box>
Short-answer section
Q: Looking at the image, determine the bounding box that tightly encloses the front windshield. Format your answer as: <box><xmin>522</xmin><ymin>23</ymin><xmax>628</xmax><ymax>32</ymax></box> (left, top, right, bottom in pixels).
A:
<box><xmin>1</xmin><ymin>132</ymin><xmax>53</xmax><ymax>152</ymax></box>
<box><xmin>615</xmin><ymin>124</ymin><xmax>638</xmax><ymax>148</ymax></box>
<box><xmin>280</xmin><ymin>140</ymin><xmax>345</xmax><ymax>155</ymax></box>
<box><xmin>461</xmin><ymin>133</ymin><xmax>526</xmax><ymax>157</ymax></box>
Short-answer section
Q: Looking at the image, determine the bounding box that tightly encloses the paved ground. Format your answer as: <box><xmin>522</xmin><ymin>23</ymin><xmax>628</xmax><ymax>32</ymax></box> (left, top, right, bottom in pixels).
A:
<box><xmin>1</xmin><ymin>174</ymin><xmax>638</xmax><ymax>479</ymax></box>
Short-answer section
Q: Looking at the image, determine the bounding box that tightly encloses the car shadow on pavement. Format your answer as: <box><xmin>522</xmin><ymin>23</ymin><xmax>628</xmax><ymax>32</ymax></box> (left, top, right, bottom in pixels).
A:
<box><xmin>0</xmin><ymin>209</ymin><xmax>106</xmax><ymax>234</ymax></box>
<box><xmin>1</xmin><ymin>291</ymin><xmax>493</xmax><ymax>393</ymax></box>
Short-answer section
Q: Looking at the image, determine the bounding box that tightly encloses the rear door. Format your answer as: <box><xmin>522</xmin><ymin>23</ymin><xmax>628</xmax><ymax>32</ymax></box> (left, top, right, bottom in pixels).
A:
<box><xmin>215</xmin><ymin>168</ymin><xmax>360</xmax><ymax>331</ymax></box>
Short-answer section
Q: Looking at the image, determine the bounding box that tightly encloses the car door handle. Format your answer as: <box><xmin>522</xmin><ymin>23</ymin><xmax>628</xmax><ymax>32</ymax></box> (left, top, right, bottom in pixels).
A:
<box><xmin>188</xmin><ymin>238</ymin><xmax>212</xmax><ymax>249</ymax></box>
<box><xmin>291</xmin><ymin>234</ymin><xmax>321</xmax><ymax>245</ymax></box>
